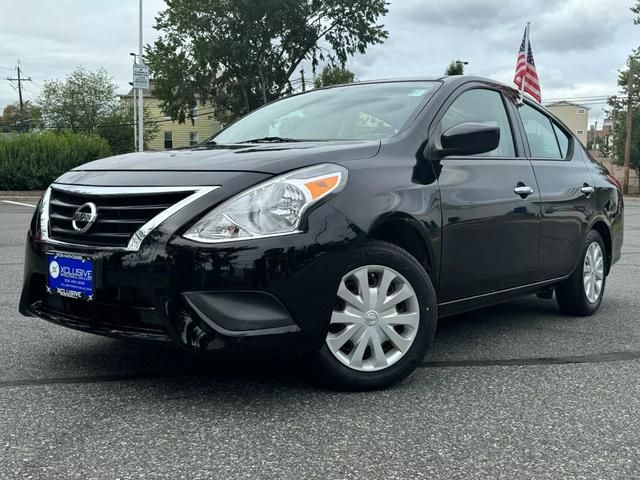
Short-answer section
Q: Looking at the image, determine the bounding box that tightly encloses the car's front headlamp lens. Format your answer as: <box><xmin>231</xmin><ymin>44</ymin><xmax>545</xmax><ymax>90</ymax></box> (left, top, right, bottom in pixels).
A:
<box><xmin>183</xmin><ymin>163</ymin><xmax>348</xmax><ymax>243</ymax></box>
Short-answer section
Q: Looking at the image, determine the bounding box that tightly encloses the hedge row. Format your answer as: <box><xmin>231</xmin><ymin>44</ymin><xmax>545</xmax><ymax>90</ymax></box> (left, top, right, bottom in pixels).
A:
<box><xmin>0</xmin><ymin>132</ymin><xmax>111</xmax><ymax>190</ymax></box>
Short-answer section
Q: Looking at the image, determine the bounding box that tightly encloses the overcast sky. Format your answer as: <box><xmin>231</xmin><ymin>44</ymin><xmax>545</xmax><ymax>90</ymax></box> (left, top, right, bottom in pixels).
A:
<box><xmin>2</xmin><ymin>0</ymin><xmax>638</xmax><ymax>124</ymax></box>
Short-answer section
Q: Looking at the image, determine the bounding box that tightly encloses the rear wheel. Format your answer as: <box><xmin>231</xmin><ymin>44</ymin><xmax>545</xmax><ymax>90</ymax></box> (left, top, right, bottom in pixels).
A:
<box><xmin>556</xmin><ymin>230</ymin><xmax>607</xmax><ymax>316</ymax></box>
<box><xmin>313</xmin><ymin>240</ymin><xmax>437</xmax><ymax>390</ymax></box>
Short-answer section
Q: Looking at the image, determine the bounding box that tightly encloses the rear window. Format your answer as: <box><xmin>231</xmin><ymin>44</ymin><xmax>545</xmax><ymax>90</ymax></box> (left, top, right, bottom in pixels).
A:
<box><xmin>552</xmin><ymin>123</ymin><xmax>570</xmax><ymax>158</ymax></box>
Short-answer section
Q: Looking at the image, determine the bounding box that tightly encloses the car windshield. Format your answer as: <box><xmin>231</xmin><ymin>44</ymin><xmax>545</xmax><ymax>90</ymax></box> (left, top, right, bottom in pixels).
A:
<box><xmin>210</xmin><ymin>81</ymin><xmax>439</xmax><ymax>144</ymax></box>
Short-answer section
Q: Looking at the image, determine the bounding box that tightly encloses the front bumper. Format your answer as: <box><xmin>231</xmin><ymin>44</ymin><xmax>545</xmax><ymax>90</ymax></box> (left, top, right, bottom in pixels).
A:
<box><xmin>19</xmin><ymin>203</ymin><xmax>358</xmax><ymax>353</ymax></box>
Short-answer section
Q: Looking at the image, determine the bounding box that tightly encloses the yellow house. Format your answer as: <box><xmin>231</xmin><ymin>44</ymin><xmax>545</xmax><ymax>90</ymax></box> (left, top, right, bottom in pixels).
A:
<box><xmin>546</xmin><ymin>101</ymin><xmax>589</xmax><ymax>146</ymax></box>
<box><xmin>122</xmin><ymin>83</ymin><xmax>223</xmax><ymax>150</ymax></box>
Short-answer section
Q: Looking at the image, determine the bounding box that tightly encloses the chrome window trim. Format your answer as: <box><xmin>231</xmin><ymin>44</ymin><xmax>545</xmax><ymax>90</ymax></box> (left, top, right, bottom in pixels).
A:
<box><xmin>41</xmin><ymin>184</ymin><xmax>220</xmax><ymax>252</ymax></box>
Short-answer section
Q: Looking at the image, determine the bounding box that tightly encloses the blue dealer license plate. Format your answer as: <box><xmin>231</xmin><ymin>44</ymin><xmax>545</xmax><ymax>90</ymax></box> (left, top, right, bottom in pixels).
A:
<box><xmin>47</xmin><ymin>253</ymin><xmax>94</xmax><ymax>301</ymax></box>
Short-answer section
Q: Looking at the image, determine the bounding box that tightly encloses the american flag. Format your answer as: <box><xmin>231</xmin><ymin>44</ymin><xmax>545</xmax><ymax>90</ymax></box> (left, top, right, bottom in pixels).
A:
<box><xmin>513</xmin><ymin>26</ymin><xmax>541</xmax><ymax>102</ymax></box>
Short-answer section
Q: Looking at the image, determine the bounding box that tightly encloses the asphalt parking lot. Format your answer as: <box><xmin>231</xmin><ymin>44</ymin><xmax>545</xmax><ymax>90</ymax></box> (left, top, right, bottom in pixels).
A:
<box><xmin>1</xmin><ymin>197</ymin><xmax>640</xmax><ymax>480</ymax></box>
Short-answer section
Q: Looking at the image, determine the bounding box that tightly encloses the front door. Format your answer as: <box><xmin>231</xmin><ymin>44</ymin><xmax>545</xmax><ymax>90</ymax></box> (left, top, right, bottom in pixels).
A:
<box><xmin>433</xmin><ymin>87</ymin><xmax>541</xmax><ymax>302</ymax></box>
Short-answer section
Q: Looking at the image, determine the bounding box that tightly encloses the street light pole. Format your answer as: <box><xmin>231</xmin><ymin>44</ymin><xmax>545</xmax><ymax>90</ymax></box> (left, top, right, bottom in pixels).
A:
<box><xmin>138</xmin><ymin>0</ymin><xmax>144</xmax><ymax>152</ymax></box>
<box><xmin>454</xmin><ymin>60</ymin><xmax>470</xmax><ymax>76</ymax></box>
<box><xmin>130</xmin><ymin>53</ymin><xmax>137</xmax><ymax>151</ymax></box>
<box><xmin>133</xmin><ymin>86</ymin><xmax>137</xmax><ymax>149</ymax></box>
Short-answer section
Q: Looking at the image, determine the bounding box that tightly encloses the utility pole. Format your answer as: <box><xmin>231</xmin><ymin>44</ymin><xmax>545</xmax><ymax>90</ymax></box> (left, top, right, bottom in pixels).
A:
<box><xmin>6</xmin><ymin>61</ymin><xmax>32</xmax><ymax>132</ymax></box>
<box><xmin>623</xmin><ymin>58</ymin><xmax>634</xmax><ymax>195</ymax></box>
<box><xmin>138</xmin><ymin>0</ymin><xmax>144</xmax><ymax>152</ymax></box>
<box><xmin>300</xmin><ymin>68</ymin><xmax>306</xmax><ymax>92</ymax></box>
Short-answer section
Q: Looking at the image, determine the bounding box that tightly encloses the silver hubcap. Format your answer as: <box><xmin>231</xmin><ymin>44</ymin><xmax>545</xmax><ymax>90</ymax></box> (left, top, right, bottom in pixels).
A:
<box><xmin>326</xmin><ymin>265</ymin><xmax>420</xmax><ymax>372</ymax></box>
<box><xmin>583</xmin><ymin>242</ymin><xmax>604</xmax><ymax>304</ymax></box>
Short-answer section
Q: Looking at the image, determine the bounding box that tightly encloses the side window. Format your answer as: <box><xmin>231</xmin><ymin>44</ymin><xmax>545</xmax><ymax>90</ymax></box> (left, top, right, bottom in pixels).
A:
<box><xmin>519</xmin><ymin>104</ymin><xmax>562</xmax><ymax>159</ymax></box>
<box><xmin>439</xmin><ymin>89</ymin><xmax>516</xmax><ymax>157</ymax></box>
<box><xmin>552</xmin><ymin>123</ymin><xmax>570</xmax><ymax>158</ymax></box>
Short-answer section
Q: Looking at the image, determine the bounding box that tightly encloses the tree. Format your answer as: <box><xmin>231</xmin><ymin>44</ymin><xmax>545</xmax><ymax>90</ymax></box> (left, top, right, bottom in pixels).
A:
<box><xmin>607</xmin><ymin>50</ymin><xmax>640</xmax><ymax>178</ymax></box>
<box><xmin>38</xmin><ymin>67</ymin><xmax>159</xmax><ymax>154</ymax></box>
<box><xmin>632</xmin><ymin>0</ymin><xmax>640</xmax><ymax>23</ymax></box>
<box><xmin>445</xmin><ymin>60</ymin><xmax>465</xmax><ymax>76</ymax></box>
<box><xmin>314</xmin><ymin>65</ymin><xmax>356</xmax><ymax>88</ymax></box>
<box><xmin>96</xmin><ymin>103</ymin><xmax>159</xmax><ymax>155</ymax></box>
<box><xmin>0</xmin><ymin>101</ymin><xmax>42</xmax><ymax>131</ymax></box>
<box><xmin>39</xmin><ymin>67</ymin><xmax>117</xmax><ymax>133</ymax></box>
<box><xmin>146</xmin><ymin>0</ymin><xmax>388</xmax><ymax>124</ymax></box>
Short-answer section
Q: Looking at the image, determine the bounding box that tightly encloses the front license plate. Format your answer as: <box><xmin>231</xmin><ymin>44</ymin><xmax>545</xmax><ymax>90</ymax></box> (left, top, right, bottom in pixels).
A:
<box><xmin>47</xmin><ymin>253</ymin><xmax>94</xmax><ymax>301</ymax></box>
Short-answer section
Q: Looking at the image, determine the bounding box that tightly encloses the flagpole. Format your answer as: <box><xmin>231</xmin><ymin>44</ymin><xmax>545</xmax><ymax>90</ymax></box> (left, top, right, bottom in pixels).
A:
<box><xmin>520</xmin><ymin>22</ymin><xmax>530</xmax><ymax>102</ymax></box>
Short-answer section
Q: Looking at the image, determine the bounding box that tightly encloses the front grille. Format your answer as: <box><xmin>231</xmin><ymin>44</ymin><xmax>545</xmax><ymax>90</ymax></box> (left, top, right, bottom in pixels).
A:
<box><xmin>48</xmin><ymin>188</ymin><xmax>192</xmax><ymax>248</ymax></box>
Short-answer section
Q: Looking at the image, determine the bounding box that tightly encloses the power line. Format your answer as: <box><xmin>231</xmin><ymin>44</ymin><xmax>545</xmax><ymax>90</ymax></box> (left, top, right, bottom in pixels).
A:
<box><xmin>543</xmin><ymin>94</ymin><xmax>622</xmax><ymax>104</ymax></box>
<box><xmin>5</xmin><ymin>61</ymin><xmax>33</xmax><ymax>131</ymax></box>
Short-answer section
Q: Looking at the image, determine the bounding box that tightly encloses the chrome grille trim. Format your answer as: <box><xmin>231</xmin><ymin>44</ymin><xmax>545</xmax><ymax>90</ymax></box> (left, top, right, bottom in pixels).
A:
<box><xmin>41</xmin><ymin>184</ymin><xmax>220</xmax><ymax>252</ymax></box>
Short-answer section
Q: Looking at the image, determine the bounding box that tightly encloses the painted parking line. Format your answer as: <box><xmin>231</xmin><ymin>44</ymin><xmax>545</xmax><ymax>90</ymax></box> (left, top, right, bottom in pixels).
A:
<box><xmin>1</xmin><ymin>200</ymin><xmax>37</xmax><ymax>208</ymax></box>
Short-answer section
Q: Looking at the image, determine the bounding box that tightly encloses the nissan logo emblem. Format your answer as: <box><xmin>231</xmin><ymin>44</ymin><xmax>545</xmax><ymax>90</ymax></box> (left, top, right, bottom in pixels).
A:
<box><xmin>71</xmin><ymin>202</ymin><xmax>98</xmax><ymax>233</ymax></box>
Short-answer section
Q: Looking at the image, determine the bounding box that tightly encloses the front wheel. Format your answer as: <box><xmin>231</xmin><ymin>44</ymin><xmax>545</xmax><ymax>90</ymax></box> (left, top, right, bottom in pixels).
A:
<box><xmin>556</xmin><ymin>230</ymin><xmax>607</xmax><ymax>316</ymax></box>
<box><xmin>312</xmin><ymin>240</ymin><xmax>437</xmax><ymax>390</ymax></box>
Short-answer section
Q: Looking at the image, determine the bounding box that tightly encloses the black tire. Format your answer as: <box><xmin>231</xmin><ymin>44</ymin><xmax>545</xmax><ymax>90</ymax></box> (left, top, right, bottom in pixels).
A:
<box><xmin>556</xmin><ymin>230</ymin><xmax>607</xmax><ymax>316</ymax></box>
<box><xmin>312</xmin><ymin>240</ymin><xmax>437</xmax><ymax>391</ymax></box>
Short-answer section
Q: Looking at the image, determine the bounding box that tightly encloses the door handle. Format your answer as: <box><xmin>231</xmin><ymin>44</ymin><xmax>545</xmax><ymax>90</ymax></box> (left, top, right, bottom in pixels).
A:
<box><xmin>514</xmin><ymin>184</ymin><xmax>534</xmax><ymax>198</ymax></box>
<box><xmin>581</xmin><ymin>184</ymin><xmax>595</xmax><ymax>197</ymax></box>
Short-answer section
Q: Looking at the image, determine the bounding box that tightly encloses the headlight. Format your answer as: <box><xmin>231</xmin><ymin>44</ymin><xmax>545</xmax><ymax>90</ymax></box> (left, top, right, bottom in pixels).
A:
<box><xmin>183</xmin><ymin>163</ymin><xmax>348</xmax><ymax>243</ymax></box>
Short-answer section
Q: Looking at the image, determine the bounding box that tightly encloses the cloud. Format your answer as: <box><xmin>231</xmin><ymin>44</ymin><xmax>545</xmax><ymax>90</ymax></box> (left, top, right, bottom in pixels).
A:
<box><xmin>0</xmin><ymin>0</ymin><xmax>165</xmax><ymax>107</ymax></box>
<box><xmin>0</xmin><ymin>0</ymin><xmax>637</xmax><ymax>129</ymax></box>
<box><xmin>392</xmin><ymin>0</ymin><xmax>558</xmax><ymax>31</ymax></box>
<box><xmin>534</xmin><ymin>1</ymin><xmax>627</xmax><ymax>53</ymax></box>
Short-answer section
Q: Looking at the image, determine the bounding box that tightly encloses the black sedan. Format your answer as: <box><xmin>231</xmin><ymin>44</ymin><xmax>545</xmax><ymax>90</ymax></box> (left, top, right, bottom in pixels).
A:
<box><xmin>19</xmin><ymin>76</ymin><xmax>624</xmax><ymax>390</ymax></box>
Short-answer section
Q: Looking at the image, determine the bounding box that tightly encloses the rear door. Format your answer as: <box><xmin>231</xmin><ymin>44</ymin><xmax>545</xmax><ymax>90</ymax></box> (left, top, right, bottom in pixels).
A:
<box><xmin>434</xmin><ymin>86</ymin><xmax>541</xmax><ymax>302</ymax></box>
<box><xmin>516</xmin><ymin>102</ymin><xmax>595</xmax><ymax>279</ymax></box>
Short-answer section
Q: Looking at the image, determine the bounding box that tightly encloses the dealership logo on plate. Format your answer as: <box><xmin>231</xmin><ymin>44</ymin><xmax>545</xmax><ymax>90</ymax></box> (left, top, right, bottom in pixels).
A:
<box><xmin>49</xmin><ymin>260</ymin><xmax>60</xmax><ymax>279</ymax></box>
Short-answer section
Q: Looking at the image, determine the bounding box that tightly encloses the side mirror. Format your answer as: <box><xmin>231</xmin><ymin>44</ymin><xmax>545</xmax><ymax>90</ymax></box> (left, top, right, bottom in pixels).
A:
<box><xmin>437</xmin><ymin>122</ymin><xmax>500</xmax><ymax>158</ymax></box>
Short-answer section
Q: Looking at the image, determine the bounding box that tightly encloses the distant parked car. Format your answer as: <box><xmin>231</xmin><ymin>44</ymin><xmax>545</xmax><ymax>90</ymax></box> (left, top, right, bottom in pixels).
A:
<box><xmin>20</xmin><ymin>76</ymin><xmax>624</xmax><ymax>390</ymax></box>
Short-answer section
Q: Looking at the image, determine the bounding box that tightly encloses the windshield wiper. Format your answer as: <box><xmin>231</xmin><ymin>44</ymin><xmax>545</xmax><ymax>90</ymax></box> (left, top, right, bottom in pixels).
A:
<box><xmin>239</xmin><ymin>136</ymin><xmax>306</xmax><ymax>144</ymax></box>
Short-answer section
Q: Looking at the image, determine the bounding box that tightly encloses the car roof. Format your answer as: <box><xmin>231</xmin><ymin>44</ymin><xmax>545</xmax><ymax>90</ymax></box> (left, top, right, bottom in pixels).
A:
<box><xmin>341</xmin><ymin>75</ymin><xmax>519</xmax><ymax>95</ymax></box>
<box><xmin>356</xmin><ymin>75</ymin><xmax>515</xmax><ymax>90</ymax></box>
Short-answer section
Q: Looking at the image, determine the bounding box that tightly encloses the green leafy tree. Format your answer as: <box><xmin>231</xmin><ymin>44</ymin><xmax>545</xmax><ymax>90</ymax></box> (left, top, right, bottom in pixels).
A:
<box><xmin>146</xmin><ymin>0</ymin><xmax>389</xmax><ymax>124</ymax></box>
<box><xmin>445</xmin><ymin>60</ymin><xmax>465</xmax><ymax>76</ymax></box>
<box><xmin>39</xmin><ymin>67</ymin><xmax>118</xmax><ymax>133</ymax></box>
<box><xmin>0</xmin><ymin>101</ymin><xmax>42</xmax><ymax>131</ymax></box>
<box><xmin>96</xmin><ymin>103</ymin><xmax>159</xmax><ymax>155</ymax></box>
<box><xmin>314</xmin><ymin>65</ymin><xmax>356</xmax><ymax>88</ymax></box>
<box><xmin>607</xmin><ymin>50</ymin><xmax>640</xmax><ymax>178</ymax></box>
<box><xmin>632</xmin><ymin>0</ymin><xmax>640</xmax><ymax>23</ymax></box>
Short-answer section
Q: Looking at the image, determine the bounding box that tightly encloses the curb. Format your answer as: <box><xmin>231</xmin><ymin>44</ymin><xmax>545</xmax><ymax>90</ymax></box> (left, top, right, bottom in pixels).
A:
<box><xmin>0</xmin><ymin>191</ymin><xmax>43</xmax><ymax>198</ymax></box>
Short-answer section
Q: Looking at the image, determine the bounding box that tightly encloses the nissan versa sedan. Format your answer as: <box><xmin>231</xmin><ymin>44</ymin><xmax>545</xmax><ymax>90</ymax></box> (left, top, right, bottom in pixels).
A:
<box><xmin>20</xmin><ymin>76</ymin><xmax>623</xmax><ymax>390</ymax></box>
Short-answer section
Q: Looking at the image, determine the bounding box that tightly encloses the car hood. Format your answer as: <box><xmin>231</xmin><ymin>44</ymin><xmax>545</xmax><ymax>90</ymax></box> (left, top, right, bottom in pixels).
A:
<box><xmin>74</xmin><ymin>140</ymin><xmax>381</xmax><ymax>174</ymax></box>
